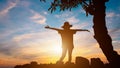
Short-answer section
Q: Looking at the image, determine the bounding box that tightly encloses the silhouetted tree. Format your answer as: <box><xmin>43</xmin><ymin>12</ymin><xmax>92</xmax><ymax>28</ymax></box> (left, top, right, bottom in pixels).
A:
<box><xmin>40</xmin><ymin>0</ymin><xmax>120</xmax><ymax>65</ymax></box>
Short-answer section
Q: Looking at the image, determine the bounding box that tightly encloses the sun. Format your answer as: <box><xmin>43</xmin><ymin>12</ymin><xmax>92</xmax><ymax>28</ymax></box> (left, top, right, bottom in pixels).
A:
<box><xmin>52</xmin><ymin>45</ymin><xmax>62</xmax><ymax>54</ymax></box>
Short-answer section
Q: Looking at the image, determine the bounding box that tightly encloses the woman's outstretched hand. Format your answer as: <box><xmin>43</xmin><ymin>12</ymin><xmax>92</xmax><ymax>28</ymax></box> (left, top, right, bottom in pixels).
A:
<box><xmin>45</xmin><ymin>25</ymin><xmax>50</xmax><ymax>28</ymax></box>
<box><xmin>86</xmin><ymin>30</ymin><xmax>90</xmax><ymax>32</ymax></box>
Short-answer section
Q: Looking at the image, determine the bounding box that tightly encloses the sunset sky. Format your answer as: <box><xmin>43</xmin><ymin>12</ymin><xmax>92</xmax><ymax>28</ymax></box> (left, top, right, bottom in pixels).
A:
<box><xmin>0</xmin><ymin>0</ymin><xmax>120</xmax><ymax>68</ymax></box>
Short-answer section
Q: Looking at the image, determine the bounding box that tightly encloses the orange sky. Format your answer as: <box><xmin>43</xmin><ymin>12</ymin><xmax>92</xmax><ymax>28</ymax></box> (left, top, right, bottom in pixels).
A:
<box><xmin>0</xmin><ymin>0</ymin><xmax>120</xmax><ymax>68</ymax></box>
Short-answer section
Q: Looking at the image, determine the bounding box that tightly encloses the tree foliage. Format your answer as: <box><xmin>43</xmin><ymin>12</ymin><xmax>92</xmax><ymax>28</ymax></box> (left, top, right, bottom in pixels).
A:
<box><xmin>41</xmin><ymin>0</ymin><xmax>96</xmax><ymax>16</ymax></box>
<box><xmin>40</xmin><ymin>0</ymin><xmax>109</xmax><ymax>16</ymax></box>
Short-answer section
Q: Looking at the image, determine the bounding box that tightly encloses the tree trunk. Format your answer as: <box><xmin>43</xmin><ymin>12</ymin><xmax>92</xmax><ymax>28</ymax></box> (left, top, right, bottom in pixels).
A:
<box><xmin>92</xmin><ymin>0</ymin><xmax>120</xmax><ymax>64</ymax></box>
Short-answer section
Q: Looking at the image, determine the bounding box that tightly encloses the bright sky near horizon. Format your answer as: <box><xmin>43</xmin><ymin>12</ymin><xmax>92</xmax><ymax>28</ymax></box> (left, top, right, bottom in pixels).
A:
<box><xmin>0</xmin><ymin>0</ymin><xmax>120</xmax><ymax>68</ymax></box>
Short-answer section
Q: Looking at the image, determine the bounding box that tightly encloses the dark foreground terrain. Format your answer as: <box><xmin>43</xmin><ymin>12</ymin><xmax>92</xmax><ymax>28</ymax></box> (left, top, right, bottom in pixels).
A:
<box><xmin>14</xmin><ymin>56</ymin><xmax>119</xmax><ymax>68</ymax></box>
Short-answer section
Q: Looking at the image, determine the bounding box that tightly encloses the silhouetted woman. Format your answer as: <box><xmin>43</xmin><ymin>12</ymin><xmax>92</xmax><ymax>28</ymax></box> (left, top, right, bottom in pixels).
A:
<box><xmin>45</xmin><ymin>22</ymin><xmax>89</xmax><ymax>63</ymax></box>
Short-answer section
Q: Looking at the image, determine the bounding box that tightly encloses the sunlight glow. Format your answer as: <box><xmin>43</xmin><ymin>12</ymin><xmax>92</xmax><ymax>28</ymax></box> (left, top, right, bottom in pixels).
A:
<box><xmin>50</xmin><ymin>44</ymin><xmax>62</xmax><ymax>55</ymax></box>
<box><xmin>52</xmin><ymin>45</ymin><xmax>62</xmax><ymax>54</ymax></box>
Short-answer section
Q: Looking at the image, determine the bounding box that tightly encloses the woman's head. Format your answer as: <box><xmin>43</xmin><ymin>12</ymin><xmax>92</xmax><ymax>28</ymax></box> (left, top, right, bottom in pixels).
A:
<box><xmin>62</xmin><ymin>22</ymin><xmax>72</xmax><ymax>29</ymax></box>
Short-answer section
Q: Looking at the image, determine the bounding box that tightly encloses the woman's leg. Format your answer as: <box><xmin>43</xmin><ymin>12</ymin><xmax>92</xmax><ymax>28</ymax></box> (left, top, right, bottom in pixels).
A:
<box><xmin>59</xmin><ymin>47</ymin><xmax>67</xmax><ymax>62</ymax></box>
<box><xmin>68</xmin><ymin>48</ymin><xmax>73</xmax><ymax>62</ymax></box>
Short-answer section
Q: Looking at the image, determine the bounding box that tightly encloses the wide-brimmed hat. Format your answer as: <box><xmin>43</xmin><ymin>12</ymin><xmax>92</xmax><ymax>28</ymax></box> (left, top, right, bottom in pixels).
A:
<box><xmin>62</xmin><ymin>22</ymin><xmax>72</xmax><ymax>28</ymax></box>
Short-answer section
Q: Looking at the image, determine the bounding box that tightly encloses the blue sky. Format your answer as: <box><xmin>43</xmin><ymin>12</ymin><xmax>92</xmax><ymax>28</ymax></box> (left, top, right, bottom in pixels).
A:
<box><xmin>0</xmin><ymin>0</ymin><xmax>120</xmax><ymax>68</ymax></box>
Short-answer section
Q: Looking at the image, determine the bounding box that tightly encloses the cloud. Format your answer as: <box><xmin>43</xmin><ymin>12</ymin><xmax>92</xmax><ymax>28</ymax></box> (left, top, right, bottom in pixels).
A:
<box><xmin>0</xmin><ymin>1</ymin><xmax>17</xmax><ymax>16</ymax></box>
<box><xmin>55</xmin><ymin>11</ymin><xmax>74</xmax><ymax>19</ymax></box>
<box><xmin>55</xmin><ymin>12</ymin><xmax>73</xmax><ymax>18</ymax></box>
<box><xmin>43</xmin><ymin>11</ymin><xmax>48</xmax><ymax>15</ymax></box>
<box><xmin>106</xmin><ymin>12</ymin><xmax>120</xmax><ymax>34</ymax></box>
<box><xmin>71</xmin><ymin>22</ymin><xmax>89</xmax><ymax>29</ymax></box>
<box><xmin>13</xmin><ymin>30</ymin><xmax>57</xmax><ymax>42</ymax></box>
<box><xmin>0</xmin><ymin>41</ymin><xmax>19</xmax><ymax>56</ymax></box>
<box><xmin>0</xmin><ymin>0</ymin><xmax>19</xmax><ymax>26</ymax></box>
<box><xmin>17</xmin><ymin>0</ymin><xmax>31</xmax><ymax>8</ymax></box>
<box><xmin>30</xmin><ymin>10</ymin><xmax>46</xmax><ymax>24</ymax></box>
<box><xmin>0</xmin><ymin>27</ymin><xmax>61</xmax><ymax>62</ymax></box>
<box><xmin>109</xmin><ymin>28</ymin><xmax>120</xmax><ymax>41</ymax></box>
<box><xmin>0</xmin><ymin>30</ymin><xmax>56</xmax><ymax>60</ymax></box>
<box><xmin>55</xmin><ymin>12</ymin><xmax>80</xmax><ymax>24</ymax></box>
<box><xmin>106</xmin><ymin>12</ymin><xmax>120</xmax><ymax>18</ymax></box>
<box><xmin>10</xmin><ymin>30</ymin><xmax>62</xmax><ymax>60</ymax></box>
<box><xmin>66</xmin><ymin>16</ymin><xmax>80</xmax><ymax>24</ymax></box>
<box><xmin>13</xmin><ymin>33</ymin><xmax>33</xmax><ymax>42</ymax></box>
<box><xmin>106</xmin><ymin>12</ymin><xmax>115</xmax><ymax>18</ymax></box>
